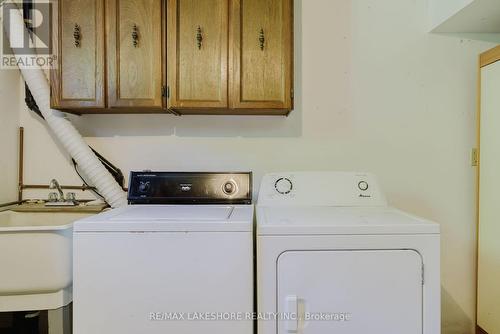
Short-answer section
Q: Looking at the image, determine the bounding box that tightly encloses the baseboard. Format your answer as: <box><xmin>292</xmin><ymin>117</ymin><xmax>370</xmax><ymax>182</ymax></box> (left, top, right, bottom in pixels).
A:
<box><xmin>477</xmin><ymin>324</ymin><xmax>488</xmax><ymax>334</ymax></box>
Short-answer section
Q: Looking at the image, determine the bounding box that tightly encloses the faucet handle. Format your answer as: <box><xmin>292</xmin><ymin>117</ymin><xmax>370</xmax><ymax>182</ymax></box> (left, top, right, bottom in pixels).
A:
<box><xmin>48</xmin><ymin>192</ymin><xmax>59</xmax><ymax>202</ymax></box>
<box><xmin>66</xmin><ymin>192</ymin><xmax>76</xmax><ymax>202</ymax></box>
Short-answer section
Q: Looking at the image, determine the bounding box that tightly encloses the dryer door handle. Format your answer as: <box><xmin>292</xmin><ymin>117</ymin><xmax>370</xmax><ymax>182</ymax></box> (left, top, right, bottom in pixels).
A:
<box><xmin>285</xmin><ymin>295</ymin><xmax>299</xmax><ymax>333</ymax></box>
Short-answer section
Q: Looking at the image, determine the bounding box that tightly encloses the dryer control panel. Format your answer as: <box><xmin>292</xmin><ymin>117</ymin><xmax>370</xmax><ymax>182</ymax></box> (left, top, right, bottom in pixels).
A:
<box><xmin>258</xmin><ymin>172</ymin><xmax>387</xmax><ymax>207</ymax></box>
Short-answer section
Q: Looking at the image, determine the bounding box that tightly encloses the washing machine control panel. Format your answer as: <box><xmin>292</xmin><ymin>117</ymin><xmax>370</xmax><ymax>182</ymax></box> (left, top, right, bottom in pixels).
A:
<box><xmin>128</xmin><ymin>172</ymin><xmax>252</xmax><ymax>205</ymax></box>
<box><xmin>259</xmin><ymin>172</ymin><xmax>387</xmax><ymax>207</ymax></box>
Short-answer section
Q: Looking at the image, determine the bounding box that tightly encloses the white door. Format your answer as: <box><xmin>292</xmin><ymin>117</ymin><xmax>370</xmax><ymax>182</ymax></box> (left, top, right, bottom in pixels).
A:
<box><xmin>478</xmin><ymin>57</ymin><xmax>500</xmax><ymax>333</ymax></box>
<box><xmin>277</xmin><ymin>250</ymin><xmax>423</xmax><ymax>334</ymax></box>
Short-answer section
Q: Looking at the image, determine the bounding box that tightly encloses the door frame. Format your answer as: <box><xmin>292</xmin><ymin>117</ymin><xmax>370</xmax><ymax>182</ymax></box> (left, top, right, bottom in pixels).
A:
<box><xmin>476</xmin><ymin>45</ymin><xmax>500</xmax><ymax>334</ymax></box>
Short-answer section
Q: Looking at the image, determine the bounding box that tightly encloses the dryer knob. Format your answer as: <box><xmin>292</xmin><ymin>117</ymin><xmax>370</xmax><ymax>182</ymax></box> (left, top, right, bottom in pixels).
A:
<box><xmin>275</xmin><ymin>178</ymin><xmax>293</xmax><ymax>195</ymax></box>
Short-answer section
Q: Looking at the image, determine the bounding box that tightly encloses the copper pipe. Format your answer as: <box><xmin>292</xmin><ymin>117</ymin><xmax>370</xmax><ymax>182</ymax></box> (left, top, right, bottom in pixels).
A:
<box><xmin>16</xmin><ymin>127</ymin><xmax>98</xmax><ymax>195</ymax></box>
<box><xmin>0</xmin><ymin>201</ymin><xmax>23</xmax><ymax>209</ymax></box>
<box><xmin>18</xmin><ymin>127</ymin><xmax>24</xmax><ymax>202</ymax></box>
<box><xmin>21</xmin><ymin>185</ymin><xmax>128</xmax><ymax>192</ymax></box>
<box><xmin>22</xmin><ymin>184</ymin><xmax>96</xmax><ymax>191</ymax></box>
<box><xmin>15</xmin><ymin>127</ymin><xmax>127</xmax><ymax>198</ymax></box>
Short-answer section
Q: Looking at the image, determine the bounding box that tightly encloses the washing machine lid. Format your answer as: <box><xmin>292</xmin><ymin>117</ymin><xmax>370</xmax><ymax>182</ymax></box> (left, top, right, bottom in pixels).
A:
<box><xmin>257</xmin><ymin>206</ymin><xmax>439</xmax><ymax>235</ymax></box>
<box><xmin>74</xmin><ymin>205</ymin><xmax>253</xmax><ymax>232</ymax></box>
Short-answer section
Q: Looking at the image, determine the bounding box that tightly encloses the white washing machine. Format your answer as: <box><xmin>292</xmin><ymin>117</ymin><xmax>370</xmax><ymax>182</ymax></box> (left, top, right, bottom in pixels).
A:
<box><xmin>73</xmin><ymin>172</ymin><xmax>254</xmax><ymax>334</ymax></box>
<box><xmin>257</xmin><ymin>172</ymin><xmax>440</xmax><ymax>334</ymax></box>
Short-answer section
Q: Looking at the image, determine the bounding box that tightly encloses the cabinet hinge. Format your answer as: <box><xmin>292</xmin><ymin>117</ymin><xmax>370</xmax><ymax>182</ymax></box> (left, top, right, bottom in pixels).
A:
<box><xmin>291</xmin><ymin>88</ymin><xmax>294</xmax><ymax>99</ymax></box>
<box><xmin>162</xmin><ymin>85</ymin><xmax>170</xmax><ymax>98</ymax></box>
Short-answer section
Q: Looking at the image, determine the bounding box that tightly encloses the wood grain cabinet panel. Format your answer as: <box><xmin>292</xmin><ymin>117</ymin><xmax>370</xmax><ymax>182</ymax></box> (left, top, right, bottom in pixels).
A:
<box><xmin>50</xmin><ymin>0</ymin><xmax>105</xmax><ymax>109</ymax></box>
<box><xmin>51</xmin><ymin>0</ymin><xmax>293</xmax><ymax>115</ymax></box>
<box><xmin>230</xmin><ymin>0</ymin><xmax>293</xmax><ymax>111</ymax></box>
<box><xmin>167</xmin><ymin>0</ymin><xmax>229</xmax><ymax>109</ymax></box>
<box><xmin>107</xmin><ymin>0</ymin><xmax>164</xmax><ymax>108</ymax></box>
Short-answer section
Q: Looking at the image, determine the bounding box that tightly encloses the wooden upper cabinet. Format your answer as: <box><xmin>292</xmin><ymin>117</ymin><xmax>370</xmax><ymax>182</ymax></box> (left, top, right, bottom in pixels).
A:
<box><xmin>168</xmin><ymin>0</ymin><xmax>293</xmax><ymax>114</ymax></box>
<box><xmin>230</xmin><ymin>0</ymin><xmax>293</xmax><ymax>111</ymax></box>
<box><xmin>51</xmin><ymin>0</ymin><xmax>293</xmax><ymax>115</ymax></box>
<box><xmin>51</xmin><ymin>0</ymin><xmax>165</xmax><ymax>112</ymax></box>
<box><xmin>167</xmin><ymin>0</ymin><xmax>229</xmax><ymax>110</ymax></box>
<box><xmin>50</xmin><ymin>0</ymin><xmax>105</xmax><ymax>109</ymax></box>
<box><xmin>106</xmin><ymin>0</ymin><xmax>164</xmax><ymax>108</ymax></box>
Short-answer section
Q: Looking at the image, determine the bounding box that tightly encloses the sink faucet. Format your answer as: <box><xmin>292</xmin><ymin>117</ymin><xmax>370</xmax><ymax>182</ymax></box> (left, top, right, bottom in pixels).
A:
<box><xmin>49</xmin><ymin>179</ymin><xmax>64</xmax><ymax>201</ymax></box>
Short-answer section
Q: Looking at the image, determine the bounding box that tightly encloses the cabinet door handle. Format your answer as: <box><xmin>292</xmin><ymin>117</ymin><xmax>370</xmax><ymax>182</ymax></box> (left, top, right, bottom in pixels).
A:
<box><xmin>132</xmin><ymin>24</ymin><xmax>139</xmax><ymax>47</ymax></box>
<box><xmin>196</xmin><ymin>26</ymin><xmax>203</xmax><ymax>50</ymax></box>
<box><xmin>259</xmin><ymin>28</ymin><xmax>265</xmax><ymax>50</ymax></box>
<box><xmin>73</xmin><ymin>24</ymin><xmax>81</xmax><ymax>47</ymax></box>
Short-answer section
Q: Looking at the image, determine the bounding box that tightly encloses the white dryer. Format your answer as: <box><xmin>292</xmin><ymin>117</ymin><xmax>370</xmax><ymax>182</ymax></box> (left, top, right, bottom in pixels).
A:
<box><xmin>257</xmin><ymin>172</ymin><xmax>440</xmax><ymax>334</ymax></box>
<box><xmin>73</xmin><ymin>172</ymin><xmax>254</xmax><ymax>334</ymax></box>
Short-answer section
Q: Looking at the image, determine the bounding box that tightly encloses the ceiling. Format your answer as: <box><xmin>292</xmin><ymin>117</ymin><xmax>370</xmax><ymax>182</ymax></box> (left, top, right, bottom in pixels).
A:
<box><xmin>432</xmin><ymin>0</ymin><xmax>500</xmax><ymax>33</ymax></box>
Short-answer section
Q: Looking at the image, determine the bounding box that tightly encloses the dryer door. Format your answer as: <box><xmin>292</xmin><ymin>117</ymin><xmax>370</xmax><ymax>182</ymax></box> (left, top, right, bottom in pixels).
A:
<box><xmin>277</xmin><ymin>250</ymin><xmax>423</xmax><ymax>334</ymax></box>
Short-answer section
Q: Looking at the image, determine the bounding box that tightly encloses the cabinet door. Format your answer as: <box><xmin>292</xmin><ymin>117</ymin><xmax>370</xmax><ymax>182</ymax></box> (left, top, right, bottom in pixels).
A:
<box><xmin>230</xmin><ymin>0</ymin><xmax>293</xmax><ymax>111</ymax></box>
<box><xmin>167</xmin><ymin>0</ymin><xmax>229</xmax><ymax>109</ymax></box>
<box><xmin>107</xmin><ymin>0</ymin><xmax>164</xmax><ymax>108</ymax></box>
<box><xmin>50</xmin><ymin>0</ymin><xmax>105</xmax><ymax>109</ymax></box>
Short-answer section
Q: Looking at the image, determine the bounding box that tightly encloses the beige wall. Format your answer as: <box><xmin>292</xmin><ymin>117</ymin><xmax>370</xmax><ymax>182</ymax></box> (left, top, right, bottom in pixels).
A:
<box><xmin>17</xmin><ymin>0</ymin><xmax>499</xmax><ymax>332</ymax></box>
<box><xmin>0</xmin><ymin>69</ymin><xmax>20</xmax><ymax>204</ymax></box>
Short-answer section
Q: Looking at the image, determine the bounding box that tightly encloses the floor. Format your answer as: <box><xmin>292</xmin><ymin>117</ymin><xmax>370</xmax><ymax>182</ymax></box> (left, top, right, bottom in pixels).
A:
<box><xmin>0</xmin><ymin>312</ymin><xmax>48</xmax><ymax>334</ymax></box>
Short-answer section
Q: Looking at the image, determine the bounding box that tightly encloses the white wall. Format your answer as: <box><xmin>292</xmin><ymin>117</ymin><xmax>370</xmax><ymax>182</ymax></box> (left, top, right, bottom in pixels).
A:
<box><xmin>0</xmin><ymin>69</ymin><xmax>20</xmax><ymax>204</ymax></box>
<box><xmin>17</xmin><ymin>0</ymin><xmax>498</xmax><ymax>332</ymax></box>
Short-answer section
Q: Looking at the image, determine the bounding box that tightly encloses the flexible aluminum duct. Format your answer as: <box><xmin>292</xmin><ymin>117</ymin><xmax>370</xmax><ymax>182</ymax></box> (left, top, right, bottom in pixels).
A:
<box><xmin>3</xmin><ymin>2</ymin><xmax>127</xmax><ymax>208</ymax></box>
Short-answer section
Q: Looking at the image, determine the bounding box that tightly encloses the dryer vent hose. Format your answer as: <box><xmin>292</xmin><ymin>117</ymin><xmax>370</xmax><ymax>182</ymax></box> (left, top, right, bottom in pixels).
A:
<box><xmin>3</xmin><ymin>2</ymin><xmax>127</xmax><ymax>208</ymax></box>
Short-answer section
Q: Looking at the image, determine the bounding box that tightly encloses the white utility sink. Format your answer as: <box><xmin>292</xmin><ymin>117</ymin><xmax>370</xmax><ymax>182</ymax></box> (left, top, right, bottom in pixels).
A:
<box><xmin>0</xmin><ymin>210</ymin><xmax>94</xmax><ymax>312</ymax></box>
